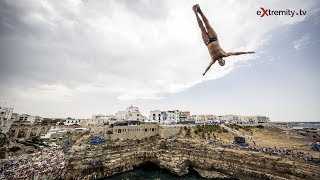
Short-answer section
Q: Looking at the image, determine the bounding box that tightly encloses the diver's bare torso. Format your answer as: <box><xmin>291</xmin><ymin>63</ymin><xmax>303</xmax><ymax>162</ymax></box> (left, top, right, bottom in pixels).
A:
<box><xmin>207</xmin><ymin>41</ymin><xmax>226</xmax><ymax>61</ymax></box>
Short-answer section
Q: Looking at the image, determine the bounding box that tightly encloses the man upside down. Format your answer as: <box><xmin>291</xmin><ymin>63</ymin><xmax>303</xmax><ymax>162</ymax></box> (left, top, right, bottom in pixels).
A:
<box><xmin>192</xmin><ymin>4</ymin><xmax>255</xmax><ymax>76</ymax></box>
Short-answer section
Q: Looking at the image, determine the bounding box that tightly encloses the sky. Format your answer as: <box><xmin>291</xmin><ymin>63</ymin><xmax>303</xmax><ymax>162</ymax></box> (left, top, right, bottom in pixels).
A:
<box><xmin>0</xmin><ymin>0</ymin><xmax>319</xmax><ymax>121</ymax></box>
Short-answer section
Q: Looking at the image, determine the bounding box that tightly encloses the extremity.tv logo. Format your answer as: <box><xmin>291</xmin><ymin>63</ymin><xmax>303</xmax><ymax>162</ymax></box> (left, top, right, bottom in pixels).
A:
<box><xmin>257</xmin><ymin>7</ymin><xmax>307</xmax><ymax>17</ymax></box>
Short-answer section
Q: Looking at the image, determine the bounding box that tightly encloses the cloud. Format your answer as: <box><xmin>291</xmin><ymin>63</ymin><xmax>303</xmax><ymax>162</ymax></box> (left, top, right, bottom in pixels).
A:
<box><xmin>293</xmin><ymin>33</ymin><xmax>311</xmax><ymax>50</ymax></box>
<box><xmin>0</xmin><ymin>0</ymin><xmax>319</xmax><ymax>104</ymax></box>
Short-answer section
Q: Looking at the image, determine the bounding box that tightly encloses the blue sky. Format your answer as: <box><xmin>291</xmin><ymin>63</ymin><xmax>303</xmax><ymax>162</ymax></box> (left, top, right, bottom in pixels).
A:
<box><xmin>0</xmin><ymin>0</ymin><xmax>319</xmax><ymax>121</ymax></box>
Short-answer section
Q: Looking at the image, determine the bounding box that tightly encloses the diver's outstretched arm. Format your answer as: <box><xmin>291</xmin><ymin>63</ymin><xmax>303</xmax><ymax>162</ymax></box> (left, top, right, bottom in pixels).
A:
<box><xmin>226</xmin><ymin>51</ymin><xmax>255</xmax><ymax>56</ymax></box>
<box><xmin>203</xmin><ymin>60</ymin><xmax>215</xmax><ymax>76</ymax></box>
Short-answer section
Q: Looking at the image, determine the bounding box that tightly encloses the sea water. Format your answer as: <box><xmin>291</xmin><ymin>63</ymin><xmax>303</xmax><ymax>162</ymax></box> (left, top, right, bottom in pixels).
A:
<box><xmin>292</xmin><ymin>122</ymin><xmax>320</xmax><ymax>129</ymax></box>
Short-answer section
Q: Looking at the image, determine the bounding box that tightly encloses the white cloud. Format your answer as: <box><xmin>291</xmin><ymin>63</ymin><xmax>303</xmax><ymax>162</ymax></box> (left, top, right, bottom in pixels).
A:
<box><xmin>0</xmin><ymin>0</ymin><xmax>318</xmax><ymax>103</ymax></box>
<box><xmin>293</xmin><ymin>33</ymin><xmax>311</xmax><ymax>50</ymax></box>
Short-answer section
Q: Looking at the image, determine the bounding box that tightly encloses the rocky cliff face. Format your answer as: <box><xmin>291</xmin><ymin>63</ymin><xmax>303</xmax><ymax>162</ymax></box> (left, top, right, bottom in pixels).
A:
<box><xmin>63</xmin><ymin>137</ymin><xmax>319</xmax><ymax>180</ymax></box>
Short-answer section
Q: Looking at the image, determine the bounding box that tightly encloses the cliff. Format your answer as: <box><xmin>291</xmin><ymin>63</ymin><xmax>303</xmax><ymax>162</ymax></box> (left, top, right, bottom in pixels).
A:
<box><xmin>63</xmin><ymin>137</ymin><xmax>320</xmax><ymax>179</ymax></box>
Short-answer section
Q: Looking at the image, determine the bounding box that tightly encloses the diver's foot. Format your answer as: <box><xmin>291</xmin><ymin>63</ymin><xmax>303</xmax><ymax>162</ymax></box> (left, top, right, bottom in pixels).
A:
<box><xmin>192</xmin><ymin>4</ymin><xmax>199</xmax><ymax>13</ymax></box>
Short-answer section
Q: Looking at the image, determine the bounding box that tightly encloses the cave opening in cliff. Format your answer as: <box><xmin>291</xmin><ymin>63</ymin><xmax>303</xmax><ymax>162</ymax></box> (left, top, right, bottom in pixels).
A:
<box><xmin>104</xmin><ymin>161</ymin><xmax>209</xmax><ymax>179</ymax></box>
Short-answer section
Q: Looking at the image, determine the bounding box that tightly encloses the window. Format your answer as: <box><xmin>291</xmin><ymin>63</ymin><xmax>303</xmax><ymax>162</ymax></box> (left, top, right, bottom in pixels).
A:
<box><xmin>145</xmin><ymin>128</ymin><xmax>147</xmax><ymax>132</ymax></box>
<box><xmin>118</xmin><ymin>129</ymin><xmax>121</xmax><ymax>133</ymax></box>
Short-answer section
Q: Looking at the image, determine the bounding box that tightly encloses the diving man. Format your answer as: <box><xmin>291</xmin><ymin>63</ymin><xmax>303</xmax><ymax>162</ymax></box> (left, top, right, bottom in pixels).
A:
<box><xmin>192</xmin><ymin>4</ymin><xmax>255</xmax><ymax>76</ymax></box>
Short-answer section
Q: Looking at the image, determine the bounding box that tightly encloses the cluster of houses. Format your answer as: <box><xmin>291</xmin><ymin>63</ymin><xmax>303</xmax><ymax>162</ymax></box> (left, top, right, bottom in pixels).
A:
<box><xmin>148</xmin><ymin>110</ymin><xmax>269</xmax><ymax>126</ymax></box>
<box><xmin>1</xmin><ymin>110</ymin><xmax>43</xmax><ymax>133</ymax></box>
<box><xmin>1</xmin><ymin>105</ymin><xmax>270</xmax><ymax>134</ymax></box>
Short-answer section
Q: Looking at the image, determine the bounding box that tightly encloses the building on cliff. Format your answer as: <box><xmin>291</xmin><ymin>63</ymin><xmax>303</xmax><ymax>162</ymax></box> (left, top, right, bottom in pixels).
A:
<box><xmin>110</xmin><ymin>123</ymin><xmax>159</xmax><ymax>140</ymax></box>
<box><xmin>149</xmin><ymin>110</ymin><xmax>168</xmax><ymax>124</ymax></box>
<box><xmin>232</xmin><ymin>115</ymin><xmax>270</xmax><ymax>126</ymax></box>
<box><xmin>149</xmin><ymin>110</ymin><xmax>191</xmax><ymax>125</ymax></box>
<box><xmin>91</xmin><ymin>114</ymin><xmax>116</xmax><ymax>125</ymax></box>
<box><xmin>179</xmin><ymin>111</ymin><xmax>191</xmax><ymax>122</ymax></box>
<box><xmin>64</xmin><ymin>118</ymin><xmax>83</xmax><ymax>126</ymax></box>
<box><xmin>215</xmin><ymin>115</ymin><xmax>270</xmax><ymax>126</ymax></box>
<box><xmin>115</xmin><ymin>105</ymin><xmax>146</xmax><ymax>122</ymax></box>
<box><xmin>9</xmin><ymin>113</ymin><xmax>43</xmax><ymax>126</ymax></box>
<box><xmin>191</xmin><ymin>115</ymin><xmax>216</xmax><ymax>124</ymax></box>
<box><xmin>191</xmin><ymin>114</ymin><xmax>270</xmax><ymax>126</ymax></box>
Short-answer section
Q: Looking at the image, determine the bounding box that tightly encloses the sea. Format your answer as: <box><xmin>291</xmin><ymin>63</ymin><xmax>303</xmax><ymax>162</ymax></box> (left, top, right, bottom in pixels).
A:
<box><xmin>291</xmin><ymin>122</ymin><xmax>320</xmax><ymax>129</ymax></box>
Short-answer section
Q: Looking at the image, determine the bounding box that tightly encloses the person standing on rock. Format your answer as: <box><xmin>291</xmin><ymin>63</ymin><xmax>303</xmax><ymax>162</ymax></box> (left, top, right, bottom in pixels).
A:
<box><xmin>192</xmin><ymin>4</ymin><xmax>255</xmax><ymax>76</ymax></box>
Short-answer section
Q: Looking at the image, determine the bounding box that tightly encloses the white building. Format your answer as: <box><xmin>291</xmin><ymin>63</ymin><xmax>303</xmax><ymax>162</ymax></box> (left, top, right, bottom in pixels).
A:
<box><xmin>115</xmin><ymin>106</ymin><xmax>146</xmax><ymax>121</ymax></box>
<box><xmin>254</xmin><ymin>115</ymin><xmax>270</xmax><ymax>124</ymax></box>
<box><xmin>192</xmin><ymin>115</ymin><xmax>207</xmax><ymax>124</ymax></box>
<box><xmin>216</xmin><ymin>115</ymin><xmax>270</xmax><ymax>126</ymax></box>
<box><xmin>150</xmin><ymin>110</ymin><xmax>161</xmax><ymax>123</ymax></box>
<box><xmin>91</xmin><ymin>114</ymin><xmax>116</xmax><ymax>125</ymax></box>
<box><xmin>192</xmin><ymin>114</ymin><xmax>270</xmax><ymax>126</ymax></box>
<box><xmin>17</xmin><ymin>114</ymin><xmax>42</xmax><ymax>125</ymax></box>
<box><xmin>64</xmin><ymin>118</ymin><xmax>82</xmax><ymax>126</ymax></box>
<box><xmin>166</xmin><ymin>110</ymin><xmax>180</xmax><ymax>124</ymax></box>
<box><xmin>115</xmin><ymin>111</ymin><xmax>126</xmax><ymax>120</ymax></box>
<box><xmin>10</xmin><ymin>113</ymin><xmax>19</xmax><ymax>122</ymax></box>
<box><xmin>149</xmin><ymin>110</ymin><xmax>180</xmax><ymax>125</ymax></box>
<box><xmin>191</xmin><ymin>115</ymin><xmax>216</xmax><ymax>124</ymax></box>
<box><xmin>234</xmin><ymin>116</ymin><xmax>252</xmax><ymax>125</ymax></box>
<box><xmin>149</xmin><ymin>110</ymin><xmax>169</xmax><ymax>124</ymax></box>
<box><xmin>216</xmin><ymin>115</ymin><xmax>237</xmax><ymax>124</ymax></box>
<box><xmin>92</xmin><ymin>114</ymin><xmax>115</xmax><ymax>122</ymax></box>
<box><xmin>0</xmin><ymin>106</ymin><xmax>14</xmax><ymax>133</ymax></box>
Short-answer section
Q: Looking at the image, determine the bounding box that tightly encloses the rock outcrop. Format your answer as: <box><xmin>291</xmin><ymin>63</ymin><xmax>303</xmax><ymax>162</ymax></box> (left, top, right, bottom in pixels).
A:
<box><xmin>63</xmin><ymin>137</ymin><xmax>320</xmax><ymax>179</ymax></box>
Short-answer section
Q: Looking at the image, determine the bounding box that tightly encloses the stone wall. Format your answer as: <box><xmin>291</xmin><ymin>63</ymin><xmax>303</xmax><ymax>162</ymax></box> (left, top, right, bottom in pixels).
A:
<box><xmin>111</xmin><ymin>124</ymin><xmax>159</xmax><ymax>140</ymax></box>
<box><xmin>159</xmin><ymin>125</ymin><xmax>183</xmax><ymax>139</ymax></box>
<box><xmin>90</xmin><ymin>124</ymin><xmax>187</xmax><ymax>140</ymax></box>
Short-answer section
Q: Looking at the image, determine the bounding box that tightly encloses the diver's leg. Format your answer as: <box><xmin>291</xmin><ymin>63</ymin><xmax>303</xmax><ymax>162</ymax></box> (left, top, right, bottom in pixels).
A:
<box><xmin>193</xmin><ymin>5</ymin><xmax>209</xmax><ymax>45</ymax></box>
<box><xmin>198</xmin><ymin>6</ymin><xmax>217</xmax><ymax>38</ymax></box>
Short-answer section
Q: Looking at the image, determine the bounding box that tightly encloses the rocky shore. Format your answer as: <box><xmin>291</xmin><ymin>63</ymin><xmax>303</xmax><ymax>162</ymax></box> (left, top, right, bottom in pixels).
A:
<box><xmin>63</xmin><ymin>137</ymin><xmax>320</xmax><ymax>180</ymax></box>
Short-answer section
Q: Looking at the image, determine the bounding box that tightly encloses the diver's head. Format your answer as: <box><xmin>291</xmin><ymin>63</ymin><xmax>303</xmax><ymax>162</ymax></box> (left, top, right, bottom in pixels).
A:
<box><xmin>218</xmin><ymin>58</ymin><xmax>225</xmax><ymax>66</ymax></box>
